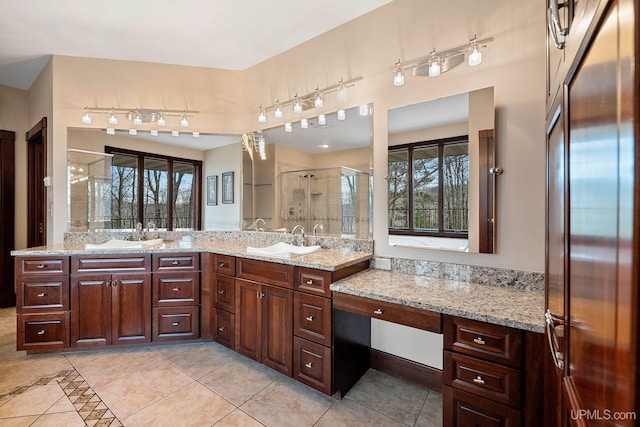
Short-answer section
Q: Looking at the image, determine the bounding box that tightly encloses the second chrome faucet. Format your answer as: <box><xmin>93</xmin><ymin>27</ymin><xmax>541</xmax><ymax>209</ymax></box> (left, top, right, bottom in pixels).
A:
<box><xmin>291</xmin><ymin>225</ymin><xmax>305</xmax><ymax>246</ymax></box>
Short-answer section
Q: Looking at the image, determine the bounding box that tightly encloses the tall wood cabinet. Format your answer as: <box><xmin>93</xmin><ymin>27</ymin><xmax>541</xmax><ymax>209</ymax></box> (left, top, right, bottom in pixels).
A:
<box><xmin>0</xmin><ymin>131</ymin><xmax>15</xmax><ymax>308</ymax></box>
<box><xmin>545</xmin><ymin>0</ymin><xmax>639</xmax><ymax>425</ymax></box>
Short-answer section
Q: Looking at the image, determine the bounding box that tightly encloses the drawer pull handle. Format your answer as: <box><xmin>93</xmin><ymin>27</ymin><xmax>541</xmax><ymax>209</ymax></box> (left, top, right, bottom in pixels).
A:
<box><xmin>305</xmin><ymin>362</ymin><xmax>313</xmax><ymax>369</ymax></box>
<box><xmin>37</xmin><ymin>292</ymin><xmax>47</xmax><ymax>297</ymax></box>
<box><xmin>171</xmin><ymin>260</ymin><xmax>180</xmax><ymax>265</ymax></box>
<box><xmin>172</xmin><ymin>322</ymin><xmax>180</xmax><ymax>326</ymax></box>
<box><xmin>306</xmin><ymin>279</ymin><xmax>314</xmax><ymax>285</ymax></box>
<box><xmin>373</xmin><ymin>309</ymin><xmax>383</xmax><ymax>315</ymax></box>
<box><xmin>219</xmin><ymin>289</ymin><xmax>225</xmax><ymax>294</ymax></box>
<box><xmin>37</xmin><ymin>329</ymin><xmax>46</xmax><ymax>335</ymax></box>
<box><xmin>473</xmin><ymin>376</ymin><xmax>485</xmax><ymax>385</ymax></box>
<box><xmin>218</xmin><ymin>326</ymin><xmax>225</xmax><ymax>332</ymax></box>
<box><xmin>219</xmin><ymin>262</ymin><xmax>226</xmax><ymax>268</ymax></box>
<box><xmin>473</xmin><ymin>337</ymin><xmax>486</xmax><ymax>345</ymax></box>
<box><xmin>37</xmin><ymin>264</ymin><xmax>46</xmax><ymax>269</ymax></box>
<box><xmin>306</xmin><ymin>315</ymin><xmax>314</xmax><ymax>322</ymax></box>
<box><xmin>172</xmin><ymin>287</ymin><xmax>181</xmax><ymax>292</ymax></box>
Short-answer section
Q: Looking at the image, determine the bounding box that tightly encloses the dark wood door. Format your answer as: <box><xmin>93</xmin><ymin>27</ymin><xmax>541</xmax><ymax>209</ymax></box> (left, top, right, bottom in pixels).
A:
<box><xmin>26</xmin><ymin>118</ymin><xmax>47</xmax><ymax>248</ymax></box>
<box><xmin>71</xmin><ymin>274</ymin><xmax>111</xmax><ymax>347</ymax></box>
<box><xmin>262</xmin><ymin>284</ymin><xmax>293</xmax><ymax>376</ymax></box>
<box><xmin>235</xmin><ymin>278</ymin><xmax>261</xmax><ymax>361</ymax></box>
<box><xmin>0</xmin><ymin>131</ymin><xmax>16</xmax><ymax>307</ymax></box>
<box><xmin>111</xmin><ymin>273</ymin><xmax>151</xmax><ymax>345</ymax></box>
<box><xmin>560</xmin><ymin>0</ymin><xmax>638</xmax><ymax>424</ymax></box>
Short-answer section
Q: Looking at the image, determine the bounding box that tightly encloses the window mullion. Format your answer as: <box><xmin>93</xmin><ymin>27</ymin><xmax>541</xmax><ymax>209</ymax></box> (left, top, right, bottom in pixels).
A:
<box><xmin>408</xmin><ymin>147</ymin><xmax>414</xmax><ymax>232</ymax></box>
<box><xmin>438</xmin><ymin>143</ymin><xmax>444</xmax><ymax>233</ymax></box>
<box><xmin>168</xmin><ymin>160</ymin><xmax>174</xmax><ymax>231</ymax></box>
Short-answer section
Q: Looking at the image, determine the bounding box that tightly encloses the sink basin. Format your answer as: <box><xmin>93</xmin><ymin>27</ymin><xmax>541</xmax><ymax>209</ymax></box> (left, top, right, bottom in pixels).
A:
<box><xmin>246</xmin><ymin>242</ymin><xmax>321</xmax><ymax>258</ymax></box>
<box><xmin>84</xmin><ymin>238</ymin><xmax>164</xmax><ymax>250</ymax></box>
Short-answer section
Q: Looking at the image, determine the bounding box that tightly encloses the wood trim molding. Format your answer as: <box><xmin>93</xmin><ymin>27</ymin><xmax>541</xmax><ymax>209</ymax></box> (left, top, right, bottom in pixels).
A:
<box><xmin>370</xmin><ymin>348</ymin><xmax>442</xmax><ymax>392</ymax></box>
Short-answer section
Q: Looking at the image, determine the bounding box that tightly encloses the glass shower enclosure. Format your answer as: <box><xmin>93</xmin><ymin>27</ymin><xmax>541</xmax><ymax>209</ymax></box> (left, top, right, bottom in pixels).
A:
<box><xmin>280</xmin><ymin>167</ymin><xmax>370</xmax><ymax>239</ymax></box>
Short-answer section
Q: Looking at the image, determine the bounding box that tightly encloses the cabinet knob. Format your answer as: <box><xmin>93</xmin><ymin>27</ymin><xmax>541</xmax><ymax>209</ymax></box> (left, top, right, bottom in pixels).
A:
<box><xmin>172</xmin><ymin>322</ymin><xmax>180</xmax><ymax>326</ymax></box>
<box><xmin>219</xmin><ymin>262</ymin><xmax>226</xmax><ymax>268</ymax></box>
<box><xmin>172</xmin><ymin>287</ymin><xmax>181</xmax><ymax>292</ymax></box>
<box><xmin>305</xmin><ymin>362</ymin><xmax>313</xmax><ymax>369</ymax></box>
<box><xmin>218</xmin><ymin>326</ymin><xmax>225</xmax><ymax>332</ymax></box>
<box><xmin>37</xmin><ymin>329</ymin><xmax>46</xmax><ymax>335</ymax></box>
<box><xmin>37</xmin><ymin>292</ymin><xmax>47</xmax><ymax>297</ymax></box>
<box><xmin>106</xmin><ymin>280</ymin><xmax>112</xmax><ymax>287</ymax></box>
<box><xmin>257</xmin><ymin>291</ymin><xmax>265</xmax><ymax>298</ymax></box>
<box><xmin>36</xmin><ymin>264</ymin><xmax>46</xmax><ymax>269</ymax></box>
<box><xmin>373</xmin><ymin>309</ymin><xmax>383</xmax><ymax>315</ymax></box>
<box><xmin>219</xmin><ymin>289</ymin><xmax>225</xmax><ymax>294</ymax></box>
<box><xmin>306</xmin><ymin>279</ymin><xmax>314</xmax><ymax>285</ymax></box>
<box><xmin>473</xmin><ymin>337</ymin><xmax>486</xmax><ymax>345</ymax></box>
<box><xmin>171</xmin><ymin>260</ymin><xmax>179</xmax><ymax>265</ymax></box>
<box><xmin>473</xmin><ymin>376</ymin><xmax>485</xmax><ymax>385</ymax></box>
<box><xmin>306</xmin><ymin>315</ymin><xmax>314</xmax><ymax>322</ymax></box>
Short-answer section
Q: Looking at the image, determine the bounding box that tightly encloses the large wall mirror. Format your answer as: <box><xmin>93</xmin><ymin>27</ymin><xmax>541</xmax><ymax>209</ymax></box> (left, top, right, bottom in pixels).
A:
<box><xmin>387</xmin><ymin>87</ymin><xmax>496</xmax><ymax>253</ymax></box>
<box><xmin>243</xmin><ymin>104</ymin><xmax>373</xmax><ymax>239</ymax></box>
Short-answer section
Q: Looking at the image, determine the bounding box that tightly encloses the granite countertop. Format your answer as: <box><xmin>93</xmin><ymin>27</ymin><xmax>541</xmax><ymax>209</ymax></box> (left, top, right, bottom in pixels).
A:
<box><xmin>11</xmin><ymin>241</ymin><xmax>372</xmax><ymax>272</ymax></box>
<box><xmin>331</xmin><ymin>269</ymin><xmax>545</xmax><ymax>333</ymax></box>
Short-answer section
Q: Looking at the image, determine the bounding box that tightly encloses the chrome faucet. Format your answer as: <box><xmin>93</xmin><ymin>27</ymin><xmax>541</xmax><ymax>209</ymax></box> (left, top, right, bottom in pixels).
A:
<box><xmin>291</xmin><ymin>225</ymin><xmax>305</xmax><ymax>246</ymax></box>
<box><xmin>128</xmin><ymin>221</ymin><xmax>144</xmax><ymax>241</ymax></box>
<box><xmin>255</xmin><ymin>218</ymin><xmax>265</xmax><ymax>231</ymax></box>
<box><xmin>312</xmin><ymin>223</ymin><xmax>325</xmax><ymax>236</ymax></box>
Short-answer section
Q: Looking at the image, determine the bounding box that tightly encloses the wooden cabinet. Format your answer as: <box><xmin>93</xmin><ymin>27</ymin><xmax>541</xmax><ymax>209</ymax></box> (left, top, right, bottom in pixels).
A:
<box><xmin>234</xmin><ymin>259</ymin><xmax>294</xmax><ymax>377</ymax></box>
<box><xmin>213</xmin><ymin>254</ymin><xmax>235</xmax><ymax>348</ymax></box>
<box><xmin>443</xmin><ymin>315</ymin><xmax>543</xmax><ymax>427</ymax></box>
<box><xmin>70</xmin><ymin>254</ymin><xmax>151</xmax><ymax>347</ymax></box>
<box><xmin>152</xmin><ymin>253</ymin><xmax>200</xmax><ymax>342</ymax></box>
<box><xmin>545</xmin><ymin>0</ymin><xmax>639</xmax><ymax>424</ymax></box>
<box><xmin>15</xmin><ymin>256</ymin><xmax>70</xmax><ymax>350</ymax></box>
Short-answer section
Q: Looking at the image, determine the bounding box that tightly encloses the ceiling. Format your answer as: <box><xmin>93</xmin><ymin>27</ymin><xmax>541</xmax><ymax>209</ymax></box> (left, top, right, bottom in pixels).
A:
<box><xmin>0</xmin><ymin>0</ymin><xmax>392</xmax><ymax>91</ymax></box>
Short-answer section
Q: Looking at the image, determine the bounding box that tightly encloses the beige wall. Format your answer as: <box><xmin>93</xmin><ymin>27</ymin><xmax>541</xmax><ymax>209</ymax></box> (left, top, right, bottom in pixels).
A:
<box><xmin>0</xmin><ymin>85</ymin><xmax>29</xmax><ymax>250</ymax></box>
<box><xmin>203</xmin><ymin>142</ymin><xmax>242</xmax><ymax>230</ymax></box>
<box><xmin>20</xmin><ymin>0</ymin><xmax>545</xmax><ymax>272</ymax></box>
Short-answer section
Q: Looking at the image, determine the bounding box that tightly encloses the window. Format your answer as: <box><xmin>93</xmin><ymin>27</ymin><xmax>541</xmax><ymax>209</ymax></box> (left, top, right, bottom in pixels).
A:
<box><xmin>105</xmin><ymin>146</ymin><xmax>202</xmax><ymax>231</ymax></box>
<box><xmin>388</xmin><ymin>136</ymin><xmax>469</xmax><ymax>237</ymax></box>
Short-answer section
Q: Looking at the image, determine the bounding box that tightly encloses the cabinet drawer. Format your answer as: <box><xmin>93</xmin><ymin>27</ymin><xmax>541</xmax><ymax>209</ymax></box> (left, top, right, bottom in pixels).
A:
<box><xmin>17</xmin><ymin>312</ymin><xmax>69</xmax><ymax>350</ymax></box>
<box><xmin>214</xmin><ymin>275</ymin><xmax>235</xmax><ymax>313</ymax></box>
<box><xmin>152</xmin><ymin>307</ymin><xmax>199</xmax><ymax>341</ymax></box>
<box><xmin>237</xmin><ymin>258</ymin><xmax>294</xmax><ymax>289</ymax></box>
<box><xmin>443</xmin><ymin>385</ymin><xmax>521</xmax><ymax>427</ymax></box>
<box><xmin>294</xmin><ymin>292</ymin><xmax>331</xmax><ymax>346</ymax></box>
<box><xmin>214</xmin><ymin>309</ymin><xmax>235</xmax><ymax>349</ymax></box>
<box><xmin>153</xmin><ymin>272</ymin><xmax>199</xmax><ymax>307</ymax></box>
<box><xmin>294</xmin><ymin>337</ymin><xmax>331</xmax><ymax>395</ymax></box>
<box><xmin>444</xmin><ymin>350</ymin><xmax>521</xmax><ymax>407</ymax></box>
<box><xmin>16</xmin><ymin>256</ymin><xmax>69</xmax><ymax>275</ymax></box>
<box><xmin>444</xmin><ymin>316</ymin><xmax>522</xmax><ymax>367</ymax></box>
<box><xmin>295</xmin><ymin>267</ymin><xmax>332</xmax><ymax>297</ymax></box>
<box><xmin>153</xmin><ymin>253</ymin><xmax>199</xmax><ymax>271</ymax></box>
<box><xmin>17</xmin><ymin>276</ymin><xmax>69</xmax><ymax>312</ymax></box>
<box><xmin>333</xmin><ymin>292</ymin><xmax>442</xmax><ymax>333</ymax></box>
<box><xmin>214</xmin><ymin>254</ymin><xmax>235</xmax><ymax>276</ymax></box>
<box><xmin>72</xmin><ymin>254</ymin><xmax>151</xmax><ymax>273</ymax></box>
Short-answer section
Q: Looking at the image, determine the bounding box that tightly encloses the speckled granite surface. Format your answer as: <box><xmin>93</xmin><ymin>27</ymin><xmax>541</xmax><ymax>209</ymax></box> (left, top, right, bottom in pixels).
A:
<box><xmin>331</xmin><ymin>269</ymin><xmax>545</xmax><ymax>333</ymax></box>
<box><xmin>11</xmin><ymin>239</ymin><xmax>372</xmax><ymax>272</ymax></box>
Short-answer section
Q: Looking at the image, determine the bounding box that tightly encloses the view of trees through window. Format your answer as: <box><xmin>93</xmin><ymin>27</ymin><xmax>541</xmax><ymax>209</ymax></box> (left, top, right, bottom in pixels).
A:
<box><xmin>106</xmin><ymin>147</ymin><xmax>201</xmax><ymax>231</ymax></box>
<box><xmin>388</xmin><ymin>136</ymin><xmax>469</xmax><ymax>236</ymax></box>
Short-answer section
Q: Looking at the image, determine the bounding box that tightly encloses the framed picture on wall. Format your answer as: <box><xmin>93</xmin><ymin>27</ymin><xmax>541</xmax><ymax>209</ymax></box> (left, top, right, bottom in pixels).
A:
<box><xmin>222</xmin><ymin>171</ymin><xmax>234</xmax><ymax>204</ymax></box>
<box><xmin>207</xmin><ymin>175</ymin><xmax>217</xmax><ymax>206</ymax></box>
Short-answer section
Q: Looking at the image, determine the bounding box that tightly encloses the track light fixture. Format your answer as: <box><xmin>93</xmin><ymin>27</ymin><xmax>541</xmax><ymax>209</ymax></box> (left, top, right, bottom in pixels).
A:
<box><xmin>80</xmin><ymin>107</ymin><xmax>200</xmax><ymax>138</ymax></box>
<box><xmin>392</xmin><ymin>35</ymin><xmax>493</xmax><ymax>84</ymax></box>
<box><xmin>255</xmin><ymin>76</ymin><xmax>361</xmax><ymax>123</ymax></box>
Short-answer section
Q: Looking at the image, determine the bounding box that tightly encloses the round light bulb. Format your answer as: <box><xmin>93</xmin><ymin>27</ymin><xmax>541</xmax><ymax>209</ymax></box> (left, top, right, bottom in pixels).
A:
<box><xmin>429</xmin><ymin>60</ymin><xmax>441</xmax><ymax>77</ymax></box>
<box><xmin>301</xmin><ymin>118</ymin><xmax>309</xmax><ymax>129</ymax></box>
<box><xmin>468</xmin><ymin>47</ymin><xmax>482</xmax><ymax>66</ymax></box>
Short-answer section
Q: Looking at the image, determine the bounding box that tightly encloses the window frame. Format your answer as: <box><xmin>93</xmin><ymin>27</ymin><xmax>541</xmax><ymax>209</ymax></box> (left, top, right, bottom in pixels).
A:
<box><xmin>388</xmin><ymin>135</ymin><xmax>469</xmax><ymax>238</ymax></box>
<box><xmin>105</xmin><ymin>146</ymin><xmax>203</xmax><ymax>231</ymax></box>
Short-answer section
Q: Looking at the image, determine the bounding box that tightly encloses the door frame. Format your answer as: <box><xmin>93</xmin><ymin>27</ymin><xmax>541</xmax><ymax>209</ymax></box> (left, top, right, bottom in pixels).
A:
<box><xmin>26</xmin><ymin>117</ymin><xmax>47</xmax><ymax>247</ymax></box>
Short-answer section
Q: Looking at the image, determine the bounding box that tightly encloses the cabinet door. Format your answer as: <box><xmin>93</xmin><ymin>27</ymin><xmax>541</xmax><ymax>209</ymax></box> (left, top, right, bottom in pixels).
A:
<box><xmin>111</xmin><ymin>273</ymin><xmax>151</xmax><ymax>345</ymax></box>
<box><xmin>71</xmin><ymin>274</ymin><xmax>112</xmax><ymax>347</ymax></box>
<box><xmin>262</xmin><ymin>284</ymin><xmax>293</xmax><ymax>376</ymax></box>
<box><xmin>235</xmin><ymin>278</ymin><xmax>261</xmax><ymax>361</ymax></box>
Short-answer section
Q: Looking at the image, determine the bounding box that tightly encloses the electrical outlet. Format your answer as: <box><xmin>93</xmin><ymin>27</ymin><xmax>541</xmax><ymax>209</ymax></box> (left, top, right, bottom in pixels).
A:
<box><xmin>375</xmin><ymin>257</ymin><xmax>391</xmax><ymax>270</ymax></box>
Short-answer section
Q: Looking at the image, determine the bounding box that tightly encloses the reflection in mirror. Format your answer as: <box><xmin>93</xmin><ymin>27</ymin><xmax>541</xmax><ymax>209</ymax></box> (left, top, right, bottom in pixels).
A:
<box><xmin>387</xmin><ymin>87</ymin><xmax>495</xmax><ymax>253</ymax></box>
<box><xmin>243</xmin><ymin>104</ymin><xmax>373</xmax><ymax>238</ymax></box>
<box><xmin>67</xmin><ymin>127</ymin><xmax>242</xmax><ymax>232</ymax></box>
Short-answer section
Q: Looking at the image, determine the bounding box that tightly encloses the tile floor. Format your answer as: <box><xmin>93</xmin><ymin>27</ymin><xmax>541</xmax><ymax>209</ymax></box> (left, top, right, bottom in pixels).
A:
<box><xmin>0</xmin><ymin>307</ymin><xmax>442</xmax><ymax>426</ymax></box>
